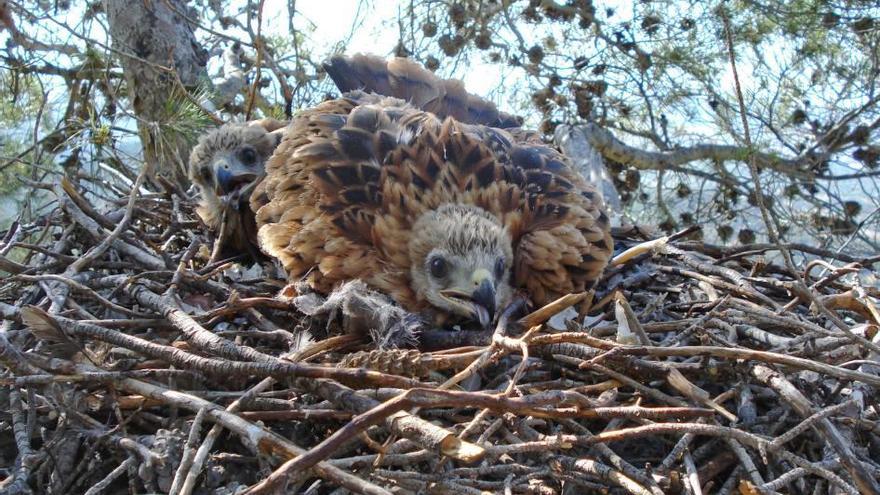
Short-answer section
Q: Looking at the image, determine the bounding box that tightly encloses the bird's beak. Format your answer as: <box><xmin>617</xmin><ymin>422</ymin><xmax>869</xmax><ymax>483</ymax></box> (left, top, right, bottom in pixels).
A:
<box><xmin>215</xmin><ymin>159</ymin><xmax>259</xmax><ymax>196</ymax></box>
<box><xmin>470</xmin><ymin>269</ymin><xmax>496</xmax><ymax>328</ymax></box>
<box><xmin>438</xmin><ymin>268</ymin><xmax>498</xmax><ymax>328</ymax></box>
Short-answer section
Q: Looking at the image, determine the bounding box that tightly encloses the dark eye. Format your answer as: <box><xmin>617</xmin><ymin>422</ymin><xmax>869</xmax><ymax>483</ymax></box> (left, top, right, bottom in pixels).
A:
<box><xmin>429</xmin><ymin>256</ymin><xmax>448</xmax><ymax>279</ymax></box>
<box><xmin>239</xmin><ymin>147</ymin><xmax>257</xmax><ymax>165</ymax></box>
<box><xmin>494</xmin><ymin>257</ymin><xmax>505</xmax><ymax>279</ymax></box>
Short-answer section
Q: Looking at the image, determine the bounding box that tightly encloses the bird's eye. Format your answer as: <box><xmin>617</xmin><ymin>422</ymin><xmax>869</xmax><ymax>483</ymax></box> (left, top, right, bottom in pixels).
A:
<box><xmin>239</xmin><ymin>147</ymin><xmax>257</xmax><ymax>165</ymax></box>
<box><xmin>494</xmin><ymin>257</ymin><xmax>505</xmax><ymax>279</ymax></box>
<box><xmin>429</xmin><ymin>256</ymin><xmax>448</xmax><ymax>279</ymax></box>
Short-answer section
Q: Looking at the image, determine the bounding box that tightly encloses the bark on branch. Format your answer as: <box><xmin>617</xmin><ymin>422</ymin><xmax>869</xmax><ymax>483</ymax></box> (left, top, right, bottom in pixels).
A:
<box><xmin>580</xmin><ymin>123</ymin><xmax>814</xmax><ymax>180</ymax></box>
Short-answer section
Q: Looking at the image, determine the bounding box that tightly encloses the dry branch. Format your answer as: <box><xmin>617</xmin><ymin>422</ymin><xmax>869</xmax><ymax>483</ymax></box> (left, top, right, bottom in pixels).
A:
<box><xmin>1</xmin><ymin>178</ymin><xmax>878</xmax><ymax>494</ymax></box>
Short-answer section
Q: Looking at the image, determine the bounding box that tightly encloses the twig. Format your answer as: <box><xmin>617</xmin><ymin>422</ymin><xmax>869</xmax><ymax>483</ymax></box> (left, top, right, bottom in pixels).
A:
<box><xmin>751</xmin><ymin>365</ymin><xmax>879</xmax><ymax>494</ymax></box>
<box><xmin>168</xmin><ymin>407</ymin><xmax>207</xmax><ymax>495</ymax></box>
<box><xmin>82</xmin><ymin>456</ymin><xmax>136</xmax><ymax>495</ymax></box>
<box><xmin>245</xmin><ymin>387</ymin><xmax>712</xmax><ymax>493</ymax></box>
<box><xmin>66</xmin><ymin>361</ymin><xmax>393</xmax><ymax>495</ymax></box>
<box><xmin>530</xmin><ymin>332</ymin><xmax>880</xmax><ymax>387</ymax></box>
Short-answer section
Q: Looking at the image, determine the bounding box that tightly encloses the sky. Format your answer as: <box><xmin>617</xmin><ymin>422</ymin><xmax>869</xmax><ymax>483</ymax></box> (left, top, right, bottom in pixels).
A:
<box><xmin>287</xmin><ymin>0</ymin><xmax>510</xmax><ymax>104</ymax></box>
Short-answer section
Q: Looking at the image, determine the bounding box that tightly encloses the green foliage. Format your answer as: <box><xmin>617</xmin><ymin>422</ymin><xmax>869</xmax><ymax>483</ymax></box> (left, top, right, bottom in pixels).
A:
<box><xmin>0</xmin><ymin>72</ymin><xmax>50</xmax><ymax>127</ymax></box>
<box><xmin>159</xmin><ymin>85</ymin><xmax>216</xmax><ymax>147</ymax></box>
<box><xmin>265</xmin><ymin>29</ymin><xmax>310</xmax><ymax>56</ymax></box>
<box><xmin>0</xmin><ymin>72</ymin><xmax>54</xmax><ymax>195</ymax></box>
<box><xmin>0</xmin><ymin>141</ymin><xmax>32</xmax><ymax>195</ymax></box>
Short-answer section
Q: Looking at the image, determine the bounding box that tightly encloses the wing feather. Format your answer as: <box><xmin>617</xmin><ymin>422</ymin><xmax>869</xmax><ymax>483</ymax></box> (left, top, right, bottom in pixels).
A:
<box><xmin>325</xmin><ymin>53</ymin><xmax>522</xmax><ymax>128</ymax></box>
<box><xmin>255</xmin><ymin>55</ymin><xmax>612</xmax><ymax>312</ymax></box>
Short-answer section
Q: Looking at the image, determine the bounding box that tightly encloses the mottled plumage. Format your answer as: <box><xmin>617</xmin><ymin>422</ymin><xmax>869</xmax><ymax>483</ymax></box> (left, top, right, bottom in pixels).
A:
<box><xmin>188</xmin><ymin>118</ymin><xmax>286</xmax><ymax>260</ymax></box>
<box><xmin>252</xmin><ymin>54</ymin><xmax>613</xmax><ymax>327</ymax></box>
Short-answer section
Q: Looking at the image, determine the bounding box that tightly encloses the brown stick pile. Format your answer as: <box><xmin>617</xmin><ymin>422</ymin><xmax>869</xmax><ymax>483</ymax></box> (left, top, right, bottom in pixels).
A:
<box><xmin>1</xmin><ymin>180</ymin><xmax>879</xmax><ymax>495</ymax></box>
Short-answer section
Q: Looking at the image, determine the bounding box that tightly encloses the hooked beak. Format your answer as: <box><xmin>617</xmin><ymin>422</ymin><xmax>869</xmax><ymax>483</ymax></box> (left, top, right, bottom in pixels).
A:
<box><xmin>215</xmin><ymin>161</ymin><xmax>259</xmax><ymax>196</ymax></box>
<box><xmin>471</xmin><ymin>276</ymin><xmax>496</xmax><ymax>328</ymax></box>
<box><xmin>439</xmin><ymin>269</ymin><xmax>497</xmax><ymax>328</ymax></box>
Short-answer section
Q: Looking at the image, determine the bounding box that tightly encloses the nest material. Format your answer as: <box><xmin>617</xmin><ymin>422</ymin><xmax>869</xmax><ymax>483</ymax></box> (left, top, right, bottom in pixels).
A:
<box><xmin>0</xmin><ymin>180</ymin><xmax>879</xmax><ymax>495</ymax></box>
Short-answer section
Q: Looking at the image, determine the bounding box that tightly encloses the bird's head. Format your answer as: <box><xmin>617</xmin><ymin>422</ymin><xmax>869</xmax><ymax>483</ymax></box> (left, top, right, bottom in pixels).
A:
<box><xmin>188</xmin><ymin>119</ymin><xmax>285</xmax><ymax>213</ymax></box>
<box><xmin>409</xmin><ymin>204</ymin><xmax>514</xmax><ymax>328</ymax></box>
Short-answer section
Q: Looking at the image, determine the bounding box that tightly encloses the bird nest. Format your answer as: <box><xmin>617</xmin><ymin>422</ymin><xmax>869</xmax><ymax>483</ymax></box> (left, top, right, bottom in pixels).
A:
<box><xmin>1</xmin><ymin>180</ymin><xmax>879</xmax><ymax>495</ymax></box>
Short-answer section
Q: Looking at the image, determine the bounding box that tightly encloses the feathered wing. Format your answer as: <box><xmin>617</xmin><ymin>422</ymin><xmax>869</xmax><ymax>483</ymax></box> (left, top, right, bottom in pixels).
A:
<box><xmin>323</xmin><ymin>53</ymin><xmax>522</xmax><ymax>128</ymax></box>
<box><xmin>252</xmin><ymin>99</ymin><xmax>379</xmax><ymax>294</ymax></box>
<box><xmin>502</xmin><ymin>135</ymin><xmax>612</xmax><ymax>303</ymax></box>
<box><xmin>254</xmin><ymin>91</ymin><xmax>612</xmax><ymax>310</ymax></box>
<box><xmin>447</xmin><ymin>123</ymin><xmax>612</xmax><ymax>303</ymax></box>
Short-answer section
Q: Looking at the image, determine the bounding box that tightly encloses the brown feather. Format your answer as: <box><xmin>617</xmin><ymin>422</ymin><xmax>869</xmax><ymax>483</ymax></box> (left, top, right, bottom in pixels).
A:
<box><xmin>188</xmin><ymin>55</ymin><xmax>613</xmax><ymax>326</ymax></box>
<box><xmin>324</xmin><ymin>53</ymin><xmax>523</xmax><ymax>128</ymax></box>
<box><xmin>255</xmin><ymin>60</ymin><xmax>613</xmax><ymax>313</ymax></box>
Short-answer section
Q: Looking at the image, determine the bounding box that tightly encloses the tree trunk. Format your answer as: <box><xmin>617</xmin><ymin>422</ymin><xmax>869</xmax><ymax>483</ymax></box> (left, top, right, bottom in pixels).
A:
<box><xmin>104</xmin><ymin>0</ymin><xmax>208</xmax><ymax>188</ymax></box>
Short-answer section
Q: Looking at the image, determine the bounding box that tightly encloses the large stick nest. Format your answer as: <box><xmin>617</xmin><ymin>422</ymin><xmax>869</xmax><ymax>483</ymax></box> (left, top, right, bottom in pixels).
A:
<box><xmin>0</xmin><ymin>178</ymin><xmax>879</xmax><ymax>495</ymax></box>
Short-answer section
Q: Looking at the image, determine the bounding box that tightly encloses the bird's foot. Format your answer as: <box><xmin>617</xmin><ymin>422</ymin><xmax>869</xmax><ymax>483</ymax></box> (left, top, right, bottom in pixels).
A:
<box><xmin>290</xmin><ymin>280</ymin><xmax>428</xmax><ymax>349</ymax></box>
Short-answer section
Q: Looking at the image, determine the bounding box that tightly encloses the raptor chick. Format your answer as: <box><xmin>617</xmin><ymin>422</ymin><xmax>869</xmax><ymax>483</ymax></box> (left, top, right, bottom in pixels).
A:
<box><xmin>252</xmin><ymin>55</ymin><xmax>613</xmax><ymax>329</ymax></box>
<box><xmin>188</xmin><ymin>118</ymin><xmax>286</xmax><ymax>261</ymax></box>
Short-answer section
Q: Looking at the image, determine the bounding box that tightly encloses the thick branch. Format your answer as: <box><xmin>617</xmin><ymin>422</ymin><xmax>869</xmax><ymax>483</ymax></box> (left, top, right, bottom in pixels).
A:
<box><xmin>580</xmin><ymin>123</ymin><xmax>813</xmax><ymax>180</ymax></box>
